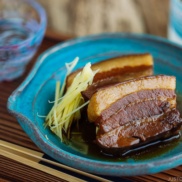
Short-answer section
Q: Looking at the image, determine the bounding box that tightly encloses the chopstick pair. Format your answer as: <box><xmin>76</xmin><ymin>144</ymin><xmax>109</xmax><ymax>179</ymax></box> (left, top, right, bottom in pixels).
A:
<box><xmin>0</xmin><ymin>140</ymin><xmax>112</xmax><ymax>182</ymax></box>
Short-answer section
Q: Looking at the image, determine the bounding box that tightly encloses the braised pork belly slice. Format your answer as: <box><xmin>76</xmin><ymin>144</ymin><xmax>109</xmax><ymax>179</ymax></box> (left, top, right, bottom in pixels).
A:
<box><xmin>66</xmin><ymin>53</ymin><xmax>153</xmax><ymax>89</ymax></box>
<box><xmin>97</xmin><ymin>89</ymin><xmax>176</xmax><ymax>134</ymax></box>
<box><xmin>82</xmin><ymin>67</ymin><xmax>153</xmax><ymax>100</ymax></box>
<box><xmin>96</xmin><ymin>109</ymin><xmax>182</xmax><ymax>154</ymax></box>
<box><xmin>87</xmin><ymin>75</ymin><xmax>176</xmax><ymax>122</ymax></box>
<box><xmin>87</xmin><ymin>75</ymin><xmax>182</xmax><ymax>155</ymax></box>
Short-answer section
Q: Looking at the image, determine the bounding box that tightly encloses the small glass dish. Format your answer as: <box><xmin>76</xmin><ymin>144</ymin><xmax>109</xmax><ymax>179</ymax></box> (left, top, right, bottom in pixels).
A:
<box><xmin>0</xmin><ymin>0</ymin><xmax>46</xmax><ymax>81</ymax></box>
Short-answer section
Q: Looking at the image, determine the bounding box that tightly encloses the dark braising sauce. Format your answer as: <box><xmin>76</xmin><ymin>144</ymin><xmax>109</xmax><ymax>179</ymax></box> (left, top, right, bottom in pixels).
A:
<box><xmin>68</xmin><ymin>94</ymin><xmax>182</xmax><ymax>162</ymax></box>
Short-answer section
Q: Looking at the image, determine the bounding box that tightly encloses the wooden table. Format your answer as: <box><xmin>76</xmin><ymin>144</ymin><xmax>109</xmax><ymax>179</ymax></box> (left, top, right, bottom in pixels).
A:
<box><xmin>1</xmin><ymin>36</ymin><xmax>182</xmax><ymax>182</ymax></box>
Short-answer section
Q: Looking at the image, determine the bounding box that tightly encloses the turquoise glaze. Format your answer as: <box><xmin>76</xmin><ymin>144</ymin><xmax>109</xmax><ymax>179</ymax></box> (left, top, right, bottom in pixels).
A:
<box><xmin>8</xmin><ymin>33</ymin><xmax>182</xmax><ymax>176</ymax></box>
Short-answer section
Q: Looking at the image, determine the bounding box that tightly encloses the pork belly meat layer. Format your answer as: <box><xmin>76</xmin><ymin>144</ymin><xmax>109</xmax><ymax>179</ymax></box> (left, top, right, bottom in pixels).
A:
<box><xmin>96</xmin><ymin>109</ymin><xmax>182</xmax><ymax>151</ymax></box>
<box><xmin>97</xmin><ymin>89</ymin><xmax>176</xmax><ymax>134</ymax></box>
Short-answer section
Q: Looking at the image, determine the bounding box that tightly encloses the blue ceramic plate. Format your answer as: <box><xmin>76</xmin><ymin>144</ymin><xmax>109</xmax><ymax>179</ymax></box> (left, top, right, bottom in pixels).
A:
<box><xmin>8</xmin><ymin>33</ymin><xmax>182</xmax><ymax>176</ymax></box>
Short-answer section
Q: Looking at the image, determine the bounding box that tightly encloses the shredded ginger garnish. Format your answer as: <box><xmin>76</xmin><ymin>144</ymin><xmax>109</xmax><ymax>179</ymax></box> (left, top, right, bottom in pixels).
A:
<box><xmin>45</xmin><ymin>57</ymin><xmax>98</xmax><ymax>142</ymax></box>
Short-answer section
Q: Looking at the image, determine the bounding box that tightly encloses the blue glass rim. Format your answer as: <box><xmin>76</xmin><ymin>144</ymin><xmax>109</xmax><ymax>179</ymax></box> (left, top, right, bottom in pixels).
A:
<box><xmin>0</xmin><ymin>0</ymin><xmax>47</xmax><ymax>50</ymax></box>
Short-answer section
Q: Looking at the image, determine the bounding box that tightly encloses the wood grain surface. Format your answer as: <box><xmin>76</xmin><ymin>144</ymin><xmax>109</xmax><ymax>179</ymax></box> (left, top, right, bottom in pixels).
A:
<box><xmin>0</xmin><ymin>37</ymin><xmax>182</xmax><ymax>182</ymax></box>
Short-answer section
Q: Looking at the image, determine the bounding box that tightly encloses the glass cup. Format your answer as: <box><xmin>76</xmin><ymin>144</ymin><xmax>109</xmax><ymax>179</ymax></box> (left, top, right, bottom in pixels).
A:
<box><xmin>0</xmin><ymin>0</ymin><xmax>47</xmax><ymax>81</ymax></box>
<box><xmin>168</xmin><ymin>0</ymin><xmax>182</xmax><ymax>45</ymax></box>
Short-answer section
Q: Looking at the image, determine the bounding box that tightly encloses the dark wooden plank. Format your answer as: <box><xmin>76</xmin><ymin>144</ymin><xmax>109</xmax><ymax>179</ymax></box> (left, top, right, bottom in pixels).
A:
<box><xmin>130</xmin><ymin>175</ymin><xmax>166</xmax><ymax>182</ymax></box>
<box><xmin>0</xmin><ymin>156</ymin><xmax>67</xmax><ymax>182</ymax></box>
<box><xmin>1</xmin><ymin>125</ymin><xmax>29</xmax><ymax>138</ymax></box>
<box><xmin>163</xmin><ymin>169</ymin><xmax>182</xmax><ymax>177</ymax></box>
<box><xmin>0</xmin><ymin>179</ymin><xmax>11</xmax><ymax>182</ymax></box>
<box><xmin>0</xmin><ymin>131</ymin><xmax>39</xmax><ymax>151</ymax></box>
<box><xmin>127</xmin><ymin>176</ymin><xmax>154</xmax><ymax>182</ymax></box>
<box><xmin>0</xmin><ymin>117</ymin><xmax>21</xmax><ymax>127</ymax></box>
<box><xmin>149</xmin><ymin>173</ymin><xmax>174</xmax><ymax>181</ymax></box>
<box><xmin>45</xmin><ymin>29</ymin><xmax>73</xmax><ymax>41</ymax></box>
<box><xmin>176</xmin><ymin>166</ymin><xmax>182</xmax><ymax>171</ymax></box>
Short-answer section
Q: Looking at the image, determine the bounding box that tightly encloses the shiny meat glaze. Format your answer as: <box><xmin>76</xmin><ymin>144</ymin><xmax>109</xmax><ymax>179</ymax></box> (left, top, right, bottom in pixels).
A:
<box><xmin>97</xmin><ymin>109</ymin><xmax>182</xmax><ymax>149</ymax></box>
